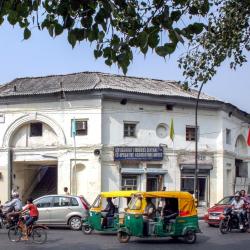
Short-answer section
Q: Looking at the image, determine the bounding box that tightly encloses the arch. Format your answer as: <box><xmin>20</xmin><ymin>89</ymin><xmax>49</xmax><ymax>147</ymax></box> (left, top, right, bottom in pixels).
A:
<box><xmin>234</xmin><ymin>134</ymin><xmax>248</xmax><ymax>156</ymax></box>
<box><xmin>2</xmin><ymin>113</ymin><xmax>66</xmax><ymax>147</ymax></box>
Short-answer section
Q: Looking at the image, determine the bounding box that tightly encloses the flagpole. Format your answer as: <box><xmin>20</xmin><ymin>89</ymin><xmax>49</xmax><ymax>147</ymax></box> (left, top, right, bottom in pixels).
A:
<box><xmin>73</xmin><ymin>133</ymin><xmax>77</xmax><ymax>195</ymax></box>
<box><xmin>169</xmin><ymin>118</ymin><xmax>175</xmax><ymax>190</ymax></box>
<box><xmin>173</xmin><ymin>140</ymin><xmax>176</xmax><ymax>190</ymax></box>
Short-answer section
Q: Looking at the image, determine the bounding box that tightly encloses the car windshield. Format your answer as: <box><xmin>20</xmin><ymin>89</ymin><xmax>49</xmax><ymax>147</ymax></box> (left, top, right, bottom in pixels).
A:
<box><xmin>217</xmin><ymin>196</ymin><xmax>233</xmax><ymax>205</ymax></box>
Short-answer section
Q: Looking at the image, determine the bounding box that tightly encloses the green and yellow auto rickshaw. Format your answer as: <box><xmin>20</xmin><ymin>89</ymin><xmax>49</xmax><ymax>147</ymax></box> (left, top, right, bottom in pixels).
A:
<box><xmin>82</xmin><ymin>190</ymin><xmax>136</xmax><ymax>234</ymax></box>
<box><xmin>117</xmin><ymin>191</ymin><xmax>200</xmax><ymax>244</ymax></box>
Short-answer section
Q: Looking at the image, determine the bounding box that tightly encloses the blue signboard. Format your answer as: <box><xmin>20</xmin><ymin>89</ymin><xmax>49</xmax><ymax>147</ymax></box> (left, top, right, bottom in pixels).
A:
<box><xmin>114</xmin><ymin>147</ymin><xmax>163</xmax><ymax>161</ymax></box>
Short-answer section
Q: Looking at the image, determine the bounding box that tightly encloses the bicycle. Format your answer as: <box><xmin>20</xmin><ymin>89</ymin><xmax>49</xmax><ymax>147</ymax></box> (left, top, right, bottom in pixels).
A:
<box><xmin>8</xmin><ymin>216</ymin><xmax>48</xmax><ymax>244</ymax></box>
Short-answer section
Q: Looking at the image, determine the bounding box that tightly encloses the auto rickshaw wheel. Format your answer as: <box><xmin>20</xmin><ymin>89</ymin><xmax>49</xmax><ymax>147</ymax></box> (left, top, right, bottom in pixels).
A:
<box><xmin>82</xmin><ymin>225</ymin><xmax>93</xmax><ymax>235</ymax></box>
<box><xmin>184</xmin><ymin>230</ymin><xmax>196</xmax><ymax>244</ymax></box>
<box><xmin>117</xmin><ymin>231</ymin><xmax>130</xmax><ymax>243</ymax></box>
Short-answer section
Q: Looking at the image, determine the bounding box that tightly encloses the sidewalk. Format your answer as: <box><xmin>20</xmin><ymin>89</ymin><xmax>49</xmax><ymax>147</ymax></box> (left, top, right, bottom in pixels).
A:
<box><xmin>197</xmin><ymin>206</ymin><xmax>206</xmax><ymax>220</ymax></box>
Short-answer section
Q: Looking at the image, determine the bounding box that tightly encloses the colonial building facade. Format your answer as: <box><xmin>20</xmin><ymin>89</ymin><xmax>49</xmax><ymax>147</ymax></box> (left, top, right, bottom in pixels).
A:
<box><xmin>0</xmin><ymin>72</ymin><xmax>249</xmax><ymax>207</ymax></box>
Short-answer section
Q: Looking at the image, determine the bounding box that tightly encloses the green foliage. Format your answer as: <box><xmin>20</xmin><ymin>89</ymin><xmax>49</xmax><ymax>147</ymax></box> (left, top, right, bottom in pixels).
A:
<box><xmin>23</xmin><ymin>27</ymin><xmax>31</xmax><ymax>40</ymax></box>
<box><xmin>0</xmin><ymin>0</ymin><xmax>249</xmax><ymax>86</ymax></box>
<box><xmin>179</xmin><ymin>0</ymin><xmax>250</xmax><ymax>86</ymax></box>
<box><xmin>0</xmin><ymin>0</ymin><xmax>207</xmax><ymax>76</ymax></box>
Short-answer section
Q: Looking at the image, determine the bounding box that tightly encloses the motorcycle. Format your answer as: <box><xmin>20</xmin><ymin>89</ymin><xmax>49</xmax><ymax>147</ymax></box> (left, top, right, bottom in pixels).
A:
<box><xmin>219</xmin><ymin>207</ymin><xmax>248</xmax><ymax>234</ymax></box>
<box><xmin>0</xmin><ymin>208</ymin><xmax>18</xmax><ymax>230</ymax></box>
<box><xmin>0</xmin><ymin>208</ymin><xmax>9</xmax><ymax>229</ymax></box>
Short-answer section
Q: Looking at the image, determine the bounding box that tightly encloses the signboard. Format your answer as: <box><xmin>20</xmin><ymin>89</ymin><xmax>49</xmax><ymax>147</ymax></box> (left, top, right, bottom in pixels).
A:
<box><xmin>114</xmin><ymin>147</ymin><xmax>163</xmax><ymax>161</ymax></box>
<box><xmin>178</xmin><ymin>154</ymin><xmax>213</xmax><ymax>165</ymax></box>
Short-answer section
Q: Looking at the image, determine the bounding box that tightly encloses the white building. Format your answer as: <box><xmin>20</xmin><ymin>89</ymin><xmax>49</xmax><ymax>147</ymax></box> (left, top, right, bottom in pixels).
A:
<box><xmin>0</xmin><ymin>72</ymin><xmax>249</xmax><ymax>207</ymax></box>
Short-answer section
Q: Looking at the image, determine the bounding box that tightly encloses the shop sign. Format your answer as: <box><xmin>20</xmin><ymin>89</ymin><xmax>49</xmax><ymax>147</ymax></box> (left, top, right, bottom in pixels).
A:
<box><xmin>178</xmin><ymin>154</ymin><xmax>213</xmax><ymax>165</ymax></box>
<box><xmin>114</xmin><ymin>146</ymin><xmax>163</xmax><ymax>161</ymax></box>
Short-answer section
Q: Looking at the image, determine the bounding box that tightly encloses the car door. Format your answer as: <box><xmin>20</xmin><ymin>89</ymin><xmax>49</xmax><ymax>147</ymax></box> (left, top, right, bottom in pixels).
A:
<box><xmin>50</xmin><ymin>196</ymin><xmax>72</xmax><ymax>225</ymax></box>
<box><xmin>34</xmin><ymin>196</ymin><xmax>53</xmax><ymax>224</ymax></box>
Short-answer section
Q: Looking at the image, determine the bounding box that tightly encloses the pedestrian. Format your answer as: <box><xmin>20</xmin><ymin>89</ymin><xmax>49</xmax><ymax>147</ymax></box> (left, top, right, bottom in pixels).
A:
<box><xmin>64</xmin><ymin>187</ymin><xmax>70</xmax><ymax>195</ymax></box>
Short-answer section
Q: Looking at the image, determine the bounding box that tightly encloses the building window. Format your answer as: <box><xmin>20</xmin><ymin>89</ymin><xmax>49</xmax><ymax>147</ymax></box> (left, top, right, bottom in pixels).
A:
<box><xmin>30</xmin><ymin>122</ymin><xmax>42</xmax><ymax>137</ymax></box>
<box><xmin>124</xmin><ymin>123</ymin><xmax>137</xmax><ymax>137</ymax></box>
<box><xmin>72</xmin><ymin>120</ymin><xmax>88</xmax><ymax>136</ymax></box>
<box><xmin>235</xmin><ymin>159</ymin><xmax>248</xmax><ymax>177</ymax></box>
<box><xmin>121</xmin><ymin>175</ymin><xmax>137</xmax><ymax>190</ymax></box>
<box><xmin>186</xmin><ymin>126</ymin><xmax>198</xmax><ymax>141</ymax></box>
<box><xmin>226</xmin><ymin>129</ymin><xmax>231</xmax><ymax>144</ymax></box>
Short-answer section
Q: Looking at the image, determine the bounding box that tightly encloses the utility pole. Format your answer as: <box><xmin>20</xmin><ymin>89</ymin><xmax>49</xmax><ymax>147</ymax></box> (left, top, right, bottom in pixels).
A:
<box><xmin>194</xmin><ymin>82</ymin><xmax>205</xmax><ymax>206</ymax></box>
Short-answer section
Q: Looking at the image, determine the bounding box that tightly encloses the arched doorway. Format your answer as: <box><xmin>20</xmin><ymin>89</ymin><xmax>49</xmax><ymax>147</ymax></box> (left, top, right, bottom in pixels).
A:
<box><xmin>5</xmin><ymin>114</ymin><xmax>66</xmax><ymax>201</ymax></box>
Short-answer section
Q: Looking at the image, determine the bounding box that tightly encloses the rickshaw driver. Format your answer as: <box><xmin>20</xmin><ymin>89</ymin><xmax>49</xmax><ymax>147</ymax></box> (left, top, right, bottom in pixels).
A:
<box><xmin>143</xmin><ymin>198</ymin><xmax>156</xmax><ymax>235</ymax></box>
<box><xmin>101</xmin><ymin>198</ymin><xmax>116</xmax><ymax>228</ymax></box>
<box><xmin>161</xmin><ymin>199</ymin><xmax>178</xmax><ymax>230</ymax></box>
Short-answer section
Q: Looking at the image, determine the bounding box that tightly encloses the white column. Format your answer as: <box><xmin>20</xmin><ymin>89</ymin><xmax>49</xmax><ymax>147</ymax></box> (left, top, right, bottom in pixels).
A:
<box><xmin>57</xmin><ymin>154</ymin><xmax>71</xmax><ymax>195</ymax></box>
<box><xmin>0</xmin><ymin>150</ymin><xmax>10</xmax><ymax>203</ymax></box>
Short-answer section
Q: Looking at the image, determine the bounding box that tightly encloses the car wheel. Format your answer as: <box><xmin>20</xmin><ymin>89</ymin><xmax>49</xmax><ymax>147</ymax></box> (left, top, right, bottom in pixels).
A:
<box><xmin>69</xmin><ymin>216</ymin><xmax>82</xmax><ymax>231</ymax></box>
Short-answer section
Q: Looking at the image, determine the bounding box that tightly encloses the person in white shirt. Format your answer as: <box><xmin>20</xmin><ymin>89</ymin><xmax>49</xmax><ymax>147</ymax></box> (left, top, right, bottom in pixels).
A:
<box><xmin>231</xmin><ymin>193</ymin><xmax>245</xmax><ymax>229</ymax></box>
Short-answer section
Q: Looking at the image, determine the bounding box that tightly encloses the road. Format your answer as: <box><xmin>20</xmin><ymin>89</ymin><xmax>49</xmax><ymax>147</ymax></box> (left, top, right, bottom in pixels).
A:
<box><xmin>0</xmin><ymin>221</ymin><xmax>250</xmax><ymax>250</ymax></box>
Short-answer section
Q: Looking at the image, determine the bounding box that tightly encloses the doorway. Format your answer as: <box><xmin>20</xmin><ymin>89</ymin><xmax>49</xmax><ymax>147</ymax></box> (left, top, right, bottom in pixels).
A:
<box><xmin>12</xmin><ymin>162</ymin><xmax>58</xmax><ymax>201</ymax></box>
<box><xmin>146</xmin><ymin>175</ymin><xmax>163</xmax><ymax>191</ymax></box>
<box><xmin>181</xmin><ymin>176</ymin><xmax>208</xmax><ymax>206</ymax></box>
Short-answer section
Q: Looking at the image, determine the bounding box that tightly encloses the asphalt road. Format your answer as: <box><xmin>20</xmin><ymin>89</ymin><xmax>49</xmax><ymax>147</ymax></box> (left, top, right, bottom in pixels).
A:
<box><xmin>0</xmin><ymin>221</ymin><xmax>250</xmax><ymax>250</ymax></box>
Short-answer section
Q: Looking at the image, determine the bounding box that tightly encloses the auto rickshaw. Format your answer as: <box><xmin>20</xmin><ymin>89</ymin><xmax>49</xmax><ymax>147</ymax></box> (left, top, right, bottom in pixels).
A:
<box><xmin>117</xmin><ymin>191</ymin><xmax>200</xmax><ymax>244</ymax></box>
<box><xmin>82</xmin><ymin>190</ymin><xmax>136</xmax><ymax>234</ymax></box>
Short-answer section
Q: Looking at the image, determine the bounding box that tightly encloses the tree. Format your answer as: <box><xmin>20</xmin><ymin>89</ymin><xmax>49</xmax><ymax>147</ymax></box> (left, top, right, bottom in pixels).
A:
<box><xmin>179</xmin><ymin>0</ymin><xmax>250</xmax><ymax>86</ymax></box>
<box><xmin>0</xmin><ymin>0</ymin><xmax>249</xmax><ymax>86</ymax></box>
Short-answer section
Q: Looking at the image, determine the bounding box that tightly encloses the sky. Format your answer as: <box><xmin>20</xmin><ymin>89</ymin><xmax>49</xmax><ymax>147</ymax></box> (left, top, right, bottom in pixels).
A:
<box><xmin>0</xmin><ymin>23</ymin><xmax>249</xmax><ymax>113</ymax></box>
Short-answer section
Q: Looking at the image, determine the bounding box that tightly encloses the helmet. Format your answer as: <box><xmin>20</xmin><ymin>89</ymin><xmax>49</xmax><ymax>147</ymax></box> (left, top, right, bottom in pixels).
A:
<box><xmin>12</xmin><ymin>192</ymin><xmax>19</xmax><ymax>198</ymax></box>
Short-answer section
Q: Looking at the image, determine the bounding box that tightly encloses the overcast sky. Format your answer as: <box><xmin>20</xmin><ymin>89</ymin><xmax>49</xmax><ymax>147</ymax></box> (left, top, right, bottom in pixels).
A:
<box><xmin>0</xmin><ymin>23</ymin><xmax>249</xmax><ymax>113</ymax></box>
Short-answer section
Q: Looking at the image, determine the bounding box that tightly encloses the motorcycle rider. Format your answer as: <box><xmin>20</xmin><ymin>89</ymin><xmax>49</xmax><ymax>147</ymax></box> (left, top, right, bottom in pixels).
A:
<box><xmin>240</xmin><ymin>190</ymin><xmax>247</xmax><ymax>202</ymax></box>
<box><xmin>231</xmin><ymin>192</ymin><xmax>245</xmax><ymax>229</ymax></box>
<box><xmin>0</xmin><ymin>192</ymin><xmax>22</xmax><ymax>224</ymax></box>
<box><xmin>239</xmin><ymin>190</ymin><xmax>248</xmax><ymax>225</ymax></box>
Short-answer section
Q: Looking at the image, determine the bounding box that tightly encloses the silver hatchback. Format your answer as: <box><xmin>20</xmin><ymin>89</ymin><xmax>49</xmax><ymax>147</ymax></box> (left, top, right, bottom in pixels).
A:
<box><xmin>34</xmin><ymin>195</ymin><xmax>89</xmax><ymax>230</ymax></box>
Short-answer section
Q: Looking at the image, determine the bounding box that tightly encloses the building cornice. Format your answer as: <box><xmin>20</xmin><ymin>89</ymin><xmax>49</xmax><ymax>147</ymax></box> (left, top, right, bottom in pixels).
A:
<box><xmin>0</xmin><ymin>90</ymin><xmax>249</xmax><ymax>123</ymax></box>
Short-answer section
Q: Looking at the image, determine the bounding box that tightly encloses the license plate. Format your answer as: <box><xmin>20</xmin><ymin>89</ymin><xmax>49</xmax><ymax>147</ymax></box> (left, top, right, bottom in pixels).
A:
<box><xmin>209</xmin><ymin>215</ymin><xmax>219</xmax><ymax>220</ymax></box>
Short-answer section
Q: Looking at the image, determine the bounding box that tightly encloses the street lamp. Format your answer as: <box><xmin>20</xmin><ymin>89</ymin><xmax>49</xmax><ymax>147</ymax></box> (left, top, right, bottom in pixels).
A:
<box><xmin>194</xmin><ymin>82</ymin><xmax>205</xmax><ymax>206</ymax></box>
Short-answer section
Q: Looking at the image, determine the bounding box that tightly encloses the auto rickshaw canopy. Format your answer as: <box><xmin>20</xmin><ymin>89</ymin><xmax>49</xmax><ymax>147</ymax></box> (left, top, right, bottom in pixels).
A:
<box><xmin>127</xmin><ymin>191</ymin><xmax>197</xmax><ymax>217</ymax></box>
<box><xmin>100</xmin><ymin>190</ymin><xmax>137</xmax><ymax>198</ymax></box>
<box><xmin>90</xmin><ymin>190</ymin><xmax>137</xmax><ymax>212</ymax></box>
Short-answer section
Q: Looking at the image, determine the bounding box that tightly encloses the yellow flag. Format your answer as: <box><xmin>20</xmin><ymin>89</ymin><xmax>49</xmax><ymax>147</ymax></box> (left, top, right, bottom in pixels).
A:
<box><xmin>170</xmin><ymin>118</ymin><xmax>174</xmax><ymax>141</ymax></box>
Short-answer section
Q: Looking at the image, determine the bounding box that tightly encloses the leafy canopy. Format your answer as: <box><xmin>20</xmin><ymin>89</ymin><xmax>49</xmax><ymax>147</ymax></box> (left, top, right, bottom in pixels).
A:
<box><xmin>0</xmin><ymin>0</ymin><xmax>249</xmax><ymax>86</ymax></box>
<box><xmin>179</xmin><ymin>0</ymin><xmax>250</xmax><ymax>87</ymax></box>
